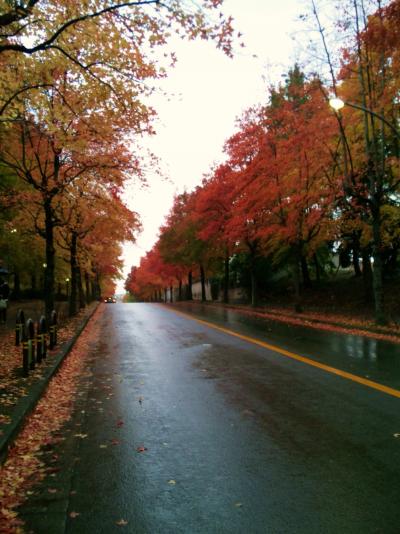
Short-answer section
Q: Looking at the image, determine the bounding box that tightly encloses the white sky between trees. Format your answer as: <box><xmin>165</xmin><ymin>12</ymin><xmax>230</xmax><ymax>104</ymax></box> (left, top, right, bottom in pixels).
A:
<box><xmin>119</xmin><ymin>0</ymin><xmax>305</xmax><ymax>292</ymax></box>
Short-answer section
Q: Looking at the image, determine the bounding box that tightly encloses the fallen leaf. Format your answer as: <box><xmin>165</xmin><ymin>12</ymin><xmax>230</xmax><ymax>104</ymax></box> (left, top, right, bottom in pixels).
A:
<box><xmin>99</xmin><ymin>444</ymin><xmax>108</xmax><ymax>449</ymax></box>
<box><xmin>136</xmin><ymin>446</ymin><xmax>147</xmax><ymax>453</ymax></box>
<box><xmin>117</xmin><ymin>420</ymin><xmax>124</xmax><ymax>427</ymax></box>
<box><xmin>168</xmin><ymin>480</ymin><xmax>176</xmax><ymax>485</ymax></box>
<box><xmin>74</xmin><ymin>433</ymin><xmax>88</xmax><ymax>439</ymax></box>
<box><xmin>394</xmin><ymin>433</ymin><xmax>400</xmax><ymax>438</ymax></box>
<box><xmin>234</xmin><ymin>502</ymin><xmax>243</xmax><ymax>508</ymax></box>
<box><xmin>48</xmin><ymin>488</ymin><xmax>58</xmax><ymax>494</ymax></box>
<box><xmin>116</xmin><ymin>519</ymin><xmax>128</xmax><ymax>526</ymax></box>
<box><xmin>69</xmin><ymin>511</ymin><xmax>80</xmax><ymax>518</ymax></box>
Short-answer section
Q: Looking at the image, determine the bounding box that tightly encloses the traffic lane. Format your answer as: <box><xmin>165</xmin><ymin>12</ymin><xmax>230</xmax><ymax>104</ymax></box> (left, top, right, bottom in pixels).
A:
<box><xmin>66</xmin><ymin>303</ymin><xmax>400</xmax><ymax>533</ymax></box>
<box><xmin>167</xmin><ymin>301</ymin><xmax>400</xmax><ymax>390</ymax></box>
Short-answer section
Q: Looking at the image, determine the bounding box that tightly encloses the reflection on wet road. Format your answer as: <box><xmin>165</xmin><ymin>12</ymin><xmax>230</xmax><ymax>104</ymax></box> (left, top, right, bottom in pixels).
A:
<box><xmin>169</xmin><ymin>302</ymin><xmax>400</xmax><ymax>390</ymax></box>
<box><xmin>63</xmin><ymin>303</ymin><xmax>399</xmax><ymax>533</ymax></box>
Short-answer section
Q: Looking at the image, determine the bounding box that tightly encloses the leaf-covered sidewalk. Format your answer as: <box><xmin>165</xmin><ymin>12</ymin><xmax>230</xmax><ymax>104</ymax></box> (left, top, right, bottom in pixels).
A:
<box><xmin>0</xmin><ymin>303</ymin><xmax>100</xmax><ymax>532</ymax></box>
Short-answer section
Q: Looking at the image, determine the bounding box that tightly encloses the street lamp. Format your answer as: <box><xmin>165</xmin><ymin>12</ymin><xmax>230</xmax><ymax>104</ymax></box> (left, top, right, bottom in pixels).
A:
<box><xmin>329</xmin><ymin>97</ymin><xmax>400</xmax><ymax>140</ymax></box>
<box><xmin>329</xmin><ymin>96</ymin><xmax>398</xmax><ymax>325</ymax></box>
<box><xmin>329</xmin><ymin>97</ymin><xmax>345</xmax><ymax>111</ymax></box>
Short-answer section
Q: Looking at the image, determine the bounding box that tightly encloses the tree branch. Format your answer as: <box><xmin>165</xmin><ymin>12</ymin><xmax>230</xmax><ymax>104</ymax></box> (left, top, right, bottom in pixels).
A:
<box><xmin>0</xmin><ymin>1</ymin><xmax>160</xmax><ymax>55</ymax></box>
<box><xmin>0</xmin><ymin>84</ymin><xmax>53</xmax><ymax>116</ymax></box>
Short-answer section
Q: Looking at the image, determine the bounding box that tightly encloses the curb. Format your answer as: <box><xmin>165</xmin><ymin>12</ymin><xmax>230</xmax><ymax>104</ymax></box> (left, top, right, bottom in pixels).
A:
<box><xmin>0</xmin><ymin>303</ymin><xmax>99</xmax><ymax>465</ymax></box>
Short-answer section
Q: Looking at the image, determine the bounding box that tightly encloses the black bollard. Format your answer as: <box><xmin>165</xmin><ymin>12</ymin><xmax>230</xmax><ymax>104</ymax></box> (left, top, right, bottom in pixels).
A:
<box><xmin>26</xmin><ymin>319</ymin><xmax>35</xmax><ymax>370</ymax></box>
<box><xmin>22</xmin><ymin>322</ymin><xmax>29</xmax><ymax>377</ymax></box>
<box><xmin>15</xmin><ymin>309</ymin><xmax>25</xmax><ymax>346</ymax></box>
<box><xmin>36</xmin><ymin>315</ymin><xmax>47</xmax><ymax>362</ymax></box>
<box><xmin>49</xmin><ymin>310</ymin><xmax>58</xmax><ymax>349</ymax></box>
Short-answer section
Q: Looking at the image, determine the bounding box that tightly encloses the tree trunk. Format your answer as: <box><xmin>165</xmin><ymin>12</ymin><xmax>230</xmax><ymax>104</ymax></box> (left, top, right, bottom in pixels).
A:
<box><xmin>44</xmin><ymin>198</ymin><xmax>55</xmax><ymax>322</ymax></box>
<box><xmin>77</xmin><ymin>267</ymin><xmax>85</xmax><ymax>309</ymax></box>
<box><xmin>292</xmin><ymin>248</ymin><xmax>302</xmax><ymax>313</ymax></box>
<box><xmin>178</xmin><ymin>279</ymin><xmax>182</xmax><ymax>301</ymax></box>
<box><xmin>170</xmin><ymin>285</ymin><xmax>173</xmax><ymax>303</ymax></box>
<box><xmin>69</xmin><ymin>232</ymin><xmax>78</xmax><ymax>316</ymax></box>
<box><xmin>200</xmin><ymin>264</ymin><xmax>206</xmax><ymax>302</ymax></box>
<box><xmin>187</xmin><ymin>270</ymin><xmax>193</xmax><ymax>300</ymax></box>
<box><xmin>223</xmin><ymin>251</ymin><xmax>229</xmax><ymax>304</ymax></box>
<box><xmin>250</xmin><ymin>266</ymin><xmax>257</xmax><ymax>307</ymax></box>
<box><xmin>301</xmin><ymin>255</ymin><xmax>311</xmax><ymax>289</ymax></box>
<box><xmin>249</xmin><ymin>253</ymin><xmax>258</xmax><ymax>308</ymax></box>
<box><xmin>313</xmin><ymin>254</ymin><xmax>321</xmax><ymax>283</ymax></box>
<box><xmin>371</xmin><ymin>208</ymin><xmax>386</xmax><ymax>324</ymax></box>
<box><xmin>94</xmin><ymin>272</ymin><xmax>101</xmax><ymax>300</ymax></box>
<box><xmin>352</xmin><ymin>240</ymin><xmax>362</xmax><ymax>277</ymax></box>
<box><xmin>31</xmin><ymin>273</ymin><xmax>36</xmax><ymax>292</ymax></box>
<box><xmin>362</xmin><ymin>249</ymin><xmax>373</xmax><ymax>303</ymax></box>
<box><xmin>85</xmin><ymin>271</ymin><xmax>91</xmax><ymax>304</ymax></box>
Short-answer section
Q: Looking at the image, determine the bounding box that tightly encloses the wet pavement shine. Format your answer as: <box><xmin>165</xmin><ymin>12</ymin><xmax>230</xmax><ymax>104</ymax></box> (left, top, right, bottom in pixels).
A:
<box><xmin>20</xmin><ymin>303</ymin><xmax>400</xmax><ymax>533</ymax></box>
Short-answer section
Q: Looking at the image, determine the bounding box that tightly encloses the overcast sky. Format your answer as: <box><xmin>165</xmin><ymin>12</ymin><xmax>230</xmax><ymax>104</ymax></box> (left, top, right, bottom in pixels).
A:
<box><xmin>119</xmin><ymin>0</ymin><xmax>305</xmax><ymax>291</ymax></box>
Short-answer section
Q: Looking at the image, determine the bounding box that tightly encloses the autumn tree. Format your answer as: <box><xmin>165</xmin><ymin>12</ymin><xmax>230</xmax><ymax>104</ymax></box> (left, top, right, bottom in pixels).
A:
<box><xmin>259</xmin><ymin>68</ymin><xmax>338</xmax><ymax>310</ymax></box>
<box><xmin>125</xmin><ymin>248</ymin><xmax>164</xmax><ymax>301</ymax></box>
<box><xmin>0</xmin><ymin>0</ymin><xmax>235</xmax><ymax>118</ymax></box>
<box><xmin>57</xmin><ymin>177</ymin><xmax>140</xmax><ymax>315</ymax></box>
<box><xmin>0</xmin><ymin>90</ymin><xmax>140</xmax><ymax>318</ymax></box>
<box><xmin>158</xmin><ymin>192</ymin><xmax>200</xmax><ymax>300</ymax></box>
<box><xmin>313</xmin><ymin>0</ymin><xmax>400</xmax><ymax>323</ymax></box>
<box><xmin>194</xmin><ymin>163</ymin><xmax>238</xmax><ymax>303</ymax></box>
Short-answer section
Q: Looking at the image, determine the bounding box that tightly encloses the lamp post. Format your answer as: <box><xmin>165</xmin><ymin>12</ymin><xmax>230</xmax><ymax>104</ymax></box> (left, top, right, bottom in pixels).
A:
<box><xmin>329</xmin><ymin>98</ymin><xmax>400</xmax><ymax>141</ymax></box>
<box><xmin>65</xmin><ymin>277</ymin><xmax>70</xmax><ymax>297</ymax></box>
<box><xmin>41</xmin><ymin>263</ymin><xmax>47</xmax><ymax>293</ymax></box>
<box><xmin>328</xmin><ymin>96</ymin><xmax>398</xmax><ymax>324</ymax></box>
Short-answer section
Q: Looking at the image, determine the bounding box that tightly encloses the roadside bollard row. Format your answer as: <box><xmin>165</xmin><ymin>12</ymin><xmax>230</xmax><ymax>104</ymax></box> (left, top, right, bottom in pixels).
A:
<box><xmin>15</xmin><ymin>310</ymin><xmax>58</xmax><ymax>377</ymax></box>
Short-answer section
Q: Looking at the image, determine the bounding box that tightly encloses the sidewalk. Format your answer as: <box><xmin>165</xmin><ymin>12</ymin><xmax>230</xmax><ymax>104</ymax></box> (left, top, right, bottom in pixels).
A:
<box><xmin>0</xmin><ymin>301</ymin><xmax>99</xmax><ymax>464</ymax></box>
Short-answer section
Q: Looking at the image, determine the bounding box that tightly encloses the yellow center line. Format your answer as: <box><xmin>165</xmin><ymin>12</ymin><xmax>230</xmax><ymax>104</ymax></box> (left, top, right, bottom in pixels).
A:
<box><xmin>167</xmin><ymin>306</ymin><xmax>400</xmax><ymax>399</ymax></box>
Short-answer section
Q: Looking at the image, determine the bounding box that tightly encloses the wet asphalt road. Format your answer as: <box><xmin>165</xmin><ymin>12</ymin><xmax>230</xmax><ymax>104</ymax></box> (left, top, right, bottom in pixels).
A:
<box><xmin>24</xmin><ymin>303</ymin><xmax>400</xmax><ymax>533</ymax></box>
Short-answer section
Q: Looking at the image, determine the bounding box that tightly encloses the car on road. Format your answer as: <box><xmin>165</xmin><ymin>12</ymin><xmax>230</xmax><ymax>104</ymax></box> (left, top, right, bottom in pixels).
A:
<box><xmin>104</xmin><ymin>297</ymin><xmax>116</xmax><ymax>303</ymax></box>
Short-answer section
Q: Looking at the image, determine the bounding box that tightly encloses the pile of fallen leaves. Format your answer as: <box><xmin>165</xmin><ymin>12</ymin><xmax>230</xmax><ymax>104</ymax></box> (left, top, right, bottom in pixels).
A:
<box><xmin>0</xmin><ymin>337</ymin><xmax>27</xmax><ymax>412</ymax></box>
<box><xmin>0</xmin><ymin>305</ymin><xmax>102</xmax><ymax>532</ymax></box>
